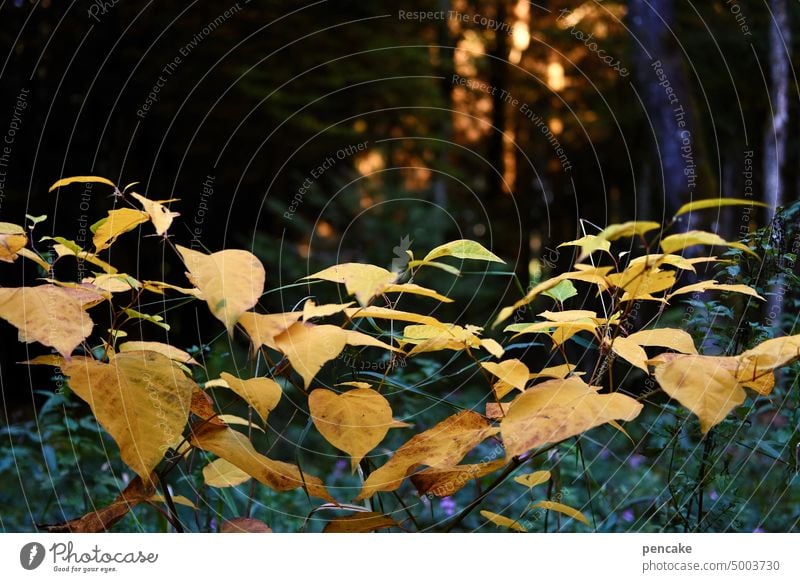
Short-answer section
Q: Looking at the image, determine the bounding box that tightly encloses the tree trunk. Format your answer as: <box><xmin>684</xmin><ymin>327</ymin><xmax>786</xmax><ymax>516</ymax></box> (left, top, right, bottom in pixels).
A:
<box><xmin>764</xmin><ymin>0</ymin><xmax>791</xmax><ymax>330</ymax></box>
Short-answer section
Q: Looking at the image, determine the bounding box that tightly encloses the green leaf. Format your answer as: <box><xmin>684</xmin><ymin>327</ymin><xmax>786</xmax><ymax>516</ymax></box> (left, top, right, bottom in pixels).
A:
<box><xmin>542</xmin><ymin>279</ymin><xmax>577</xmax><ymax>303</ymax></box>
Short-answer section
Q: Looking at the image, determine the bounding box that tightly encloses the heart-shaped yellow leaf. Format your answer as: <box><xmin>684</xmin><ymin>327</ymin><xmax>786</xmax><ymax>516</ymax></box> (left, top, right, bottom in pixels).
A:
<box><xmin>309</xmin><ymin>388</ymin><xmax>394</xmax><ymax>471</ymax></box>
<box><xmin>304</xmin><ymin>263</ymin><xmax>396</xmax><ymax>306</ymax></box>
<box><xmin>92</xmin><ymin>208</ymin><xmax>149</xmax><ymax>250</ymax></box>
<box><xmin>219</xmin><ymin>372</ymin><xmax>282</xmax><ymax>424</ymax></box>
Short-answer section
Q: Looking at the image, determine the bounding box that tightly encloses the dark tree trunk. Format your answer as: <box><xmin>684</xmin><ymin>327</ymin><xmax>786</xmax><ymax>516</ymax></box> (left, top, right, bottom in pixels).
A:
<box><xmin>764</xmin><ymin>0</ymin><xmax>791</xmax><ymax>328</ymax></box>
<box><xmin>628</xmin><ymin>0</ymin><xmax>699</xmax><ymax>219</ymax></box>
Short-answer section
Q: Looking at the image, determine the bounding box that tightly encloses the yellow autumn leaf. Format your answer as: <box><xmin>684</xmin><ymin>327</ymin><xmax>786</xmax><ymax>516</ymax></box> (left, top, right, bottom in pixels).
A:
<box><xmin>494</xmin><ymin>269</ymin><xmax>611</xmax><ymax>326</ymax></box>
<box><xmin>382</xmin><ymin>282</ymin><xmax>453</xmax><ymax>302</ymax></box>
<box><xmin>149</xmin><ymin>494</ymin><xmax>197</xmax><ymax>509</ymax></box>
<box><xmin>274</xmin><ymin>323</ymin><xmax>348</xmax><ymax>388</ymax></box>
<box><xmin>480</xmin><ymin>510</ymin><xmax>527</xmax><ymax>532</ymax></box>
<box><xmin>514</xmin><ymin>470</ymin><xmax>551</xmax><ymax>489</ymax></box>
<box><xmin>480</xmin><ymin>338</ymin><xmax>505</xmax><ymax>358</ymax></box>
<box><xmin>737</xmin><ymin>335</ymin><xmax>800</xmax><ymax>384</ymax></box>
<box><xmin>309</xmin><ymin>387</ymin><xmax>394</xmax><ymax>471</ymax></box>
<box><xmin>117</xmin><ymin>341</ymin><xmax>199</xmax><ymax>365</ymax></box>
<box><xmin>667</xmin><ymin>280</ymin><xmax>764</xmax><ymax>301</ymax></box>
<box><xmin>626</xmin><ymin>328</ymin><xmax>698</xmax><ymax>355</ymax></box>
<box><xmin>411</xmin><ymin>461</ymin><xmax>506</xmax><ymax>497</ymax></box>
<box><xmin>529</xmin><ymin>364</ymin><xmax>578</xmax><ymax>380</ymax></box>
<box><xmin>421</xmin><ymin>239</ymin><xmax>505</xmax><ymax>264</ymax></box>
<box><xmin>609</xmin><ymin>336</ymin><xmax>650</xmax><ymax>372</ymax></box>
<box><xmin>599</xmin><ymin>221</ymin><xmax>661</xmax><ymax>241</ymax></box>
<box><xmin>239</xmin><ymin>311</ymin><xmax>302</xmax><ymax>351</ymax></box>
<box><xmin>653</xmin><ymin>354</ymin><xmax>746</xmax><ymax>433</ymax></box>
<box><xmin>0</xmin><ymin>285</ymin><xmax>94</xmax><ymax>357</ymax></box>
<box><xmin>481</xmin><ymin>359</ymin><xmax>530</xmax><ymax>398</ymax></box>
<box><xmin>130</xmin><ymin>192</ymin><xmax>180</xmax><ymax>236</ymax></box>
<box><xmin>500</xmin><ymin>376</ymin><xmax>642</xmax><ymax>457</ymax></box>
<box><xmin>83</xmin><ymin>273</ymin><xmax>141</xmax><ymax>293</ymax></box>
<box><xmin>63</xmin><ymin>351</ymin><xmax>195</xmax><ymax>483</ymax></box>
<box><xmin>92</xmin><ymin>208</ymin><xmax>150</xmax><ymax>251</ymax></box>
<box><xmin>219</xmin><ymin>372</ymin><xmax>282</xmax><ymax>424</ymax></box>
<box><xmin>673</xmin><ymin>197</ymin><xmax>769</xmax><ymax>219</ymax></box>
<box><xmin>660</xmin><ymin>230</ymin><xmax>755</xmax><ymax>256</ymax></box>
<box><xmin>302</xmin><ymin>300</ymin><xmax>354</xmax><ymax>320</ymax></box>
<box><xmin>176</xmin><ymin>245</ymin><xmax>265</xmax><ymax>332</ymax></box>
<box><xmin>530</xmin><ymin>500</ymin><xmax>589</xmax><ymax>526</ymax></box>
<box><xmin>46</xmin><ymin>237</ymin><xmax>118</xmax><ymax>274</ymax></box>
<box><xmin>49</xmin><ymin>175</ymin><xmax>117</xmax><ymax>192</ymax></box>
<box><xmin>0</xmin><ymin>222</ymin><xmax>27</xmax><ymax>263</ymax></box>
<box><xmin>304</xmin><ymin>263</ymin><xmax>397</xmax><ymax>307</ymax></box>
<box><xmin>344</xmin><ymin>306</ymin><xmax>447</xmax><ymax>328</ymax></box>
<box><xmin>356</xmin><ymin>411</ymin><xmax>498</xmax><ymax>500</ymax></box>
<box><xmin>558</xmin><ymin>234</ymin><xmax>611</xmax><ymax>261</ymax></box>
<box><xmin>506</xmin><ymin>320</ymin><xmax>598</xmax><ymax>347</ymax></box>
<box><xmin>190</xmin><ymin>423</ymin><xmax>333</xmax><ymax>502</ymax></box>
<box><xmin>202</xmin><ymin>458</ymin><xmax>252</xmax><ymax>488</ymax></box>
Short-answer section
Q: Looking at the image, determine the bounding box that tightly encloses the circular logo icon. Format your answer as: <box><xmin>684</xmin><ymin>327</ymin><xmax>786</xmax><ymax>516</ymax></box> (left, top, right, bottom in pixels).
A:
<box><xmin>20</xmin><ymin>542</ymin><xmax>46</xmax><ymax>570</ymax></box>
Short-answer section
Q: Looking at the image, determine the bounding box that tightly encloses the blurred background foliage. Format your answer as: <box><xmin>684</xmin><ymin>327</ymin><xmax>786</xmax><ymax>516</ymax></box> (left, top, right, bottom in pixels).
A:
<box><xmin>1</xmin><ymin>0</ymin><xmax>799</xmax><ymax>531</ymax></box>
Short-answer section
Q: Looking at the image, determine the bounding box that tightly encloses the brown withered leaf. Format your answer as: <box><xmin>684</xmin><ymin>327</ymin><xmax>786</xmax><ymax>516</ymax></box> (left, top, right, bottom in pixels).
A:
<box><xmin>323</xmin><ymin>512</ymin><xmax>399</xmax><ymax>533</ymax></box>
<box><xmin>411</xmin><ymin>460</ymin><xmax>505</xmax><ymax>497</ymax></box>
<box><xmin>40</xmin><ymin>476</ymin><xmax>155</xmax><ymax>532</ymax></box>
<box><xmin>220</xmin><ymin>517</ymin><xmax>272</xmax><ymax>533</ymax></box>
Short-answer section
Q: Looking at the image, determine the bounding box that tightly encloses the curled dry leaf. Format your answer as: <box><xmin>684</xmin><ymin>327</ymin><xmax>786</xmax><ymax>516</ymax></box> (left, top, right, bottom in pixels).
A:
<box><xmin>190</xmin><ymin>423</ymin><xmax>334</xmax><ymax>502</ymax></box>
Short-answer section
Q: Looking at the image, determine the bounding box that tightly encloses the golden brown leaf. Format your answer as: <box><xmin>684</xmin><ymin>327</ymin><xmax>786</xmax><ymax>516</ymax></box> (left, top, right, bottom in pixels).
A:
<box><xmin>118</xmin><ymin>341</ymin><xmax>199</xmax><ymax>365</ymax></box>
<box><xmin>356</xmin><ymin>410</ymin><xmax>497</xmax><ymax>500</ymax></box>
<box><xmin>220</xmin><ymin>517</ymin><xmax>272</xmax><ymax>533</ymax></box>
<box><xmin>239</xmin><ymin>311</ymin><xmax>302</xmax><ymax>351</ymax></box>
<box><xmin>41</xmin><ymin>475</ymin><xmax>155</xmax><ymax>533</ymax></box>
<box><xmin>274</xmin><ymin>323</ymin><xmax>348</xmax><ymax>388</ymax></box>
<box><xmin>190</xmin><ymin>423</ymin><xmax>333</xmax><ymax>502</ymax></box>
<box><xmin>500</xmin><ymin>377</ymin><xmax>642</xmax><ymax>457</ymax></box>
<box><xmin>530</xmin><ymin>500</ymin><xmax>589</xmax><ymax>525</ymax></box>
<box><xmin>653</xmin><ymin>354</ymin><xmax>746</xmax><ymax>433</ymax></box>
<box><xmin>411</xmin><ymin>460</ymin><xmax>505</xmax><ymax>497</ymax></box>
<box><xmin>480</xmin><ymin>510</ymin><xmax>527</xmax><ymax>532</ymax></box>
<box><xmin>63</xmin><ymin>351</ymin><xmax>195</xmax><ymax>482</ymax></box>
<box><xmin>0</xmin><ymin>222</ymin><xmax>27</xmax><ymax>263</ymax></box>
